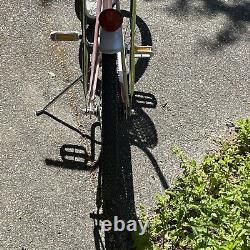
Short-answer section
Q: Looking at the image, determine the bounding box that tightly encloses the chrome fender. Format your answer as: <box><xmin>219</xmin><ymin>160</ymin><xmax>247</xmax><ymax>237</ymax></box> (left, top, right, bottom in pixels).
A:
<box><xmin>99</xmin><ymin>27</ymin><xmax>123</xmax><ymax>54</ymax></box>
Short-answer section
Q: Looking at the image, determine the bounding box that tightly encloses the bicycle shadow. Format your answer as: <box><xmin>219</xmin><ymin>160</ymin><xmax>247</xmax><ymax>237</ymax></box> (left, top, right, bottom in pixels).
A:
<box><xmin>44</xmin><ymin>111</ymin><xmax>100</xmax><ymax>170</ymax></box>
<box><xmin>45</xmin><ymin>143</ymin><xmax>100</xmax><ymax>171</ymax></box>
<box><xmin>44</xmin><ymin>90</ymin><xmax>168</xmax><ymax>249</ymax></box>
<box><xmin>129</xmin><ymin>92</ymin><xmax>169</xmax><ymax>190</ymax></box>
<box><xmin>91</xmin><ymin>91</ymin><xmax>168</xmax><ymax>249</ymax></box>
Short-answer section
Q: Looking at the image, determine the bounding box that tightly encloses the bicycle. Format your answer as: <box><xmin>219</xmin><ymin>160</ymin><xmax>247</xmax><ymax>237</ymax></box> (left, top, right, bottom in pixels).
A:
<box><xmin>37</xmin><ymin>0</ymin><xmax>152</xmax><ymax>167</ymax></box>
<box><xmin>36</xmin><ymin>0</ymin><xmax>152</xmax><ymax>247</ymax></box>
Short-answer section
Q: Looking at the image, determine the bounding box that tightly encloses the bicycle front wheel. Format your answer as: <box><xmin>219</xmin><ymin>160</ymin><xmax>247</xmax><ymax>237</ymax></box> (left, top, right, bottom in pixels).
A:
<box><xmin>75</xmin><ymin>0</ymin><xmax>96</xmax><ymax>23</ymax></box>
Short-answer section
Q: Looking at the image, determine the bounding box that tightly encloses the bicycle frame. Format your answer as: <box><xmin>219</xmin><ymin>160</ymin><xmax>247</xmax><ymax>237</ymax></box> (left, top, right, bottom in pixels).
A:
<box><xmin>81</xmin><ymin>0</ymin><xmax>137</xmax><ymax>115</ymax></box>
<box><xmin>36</xmin><ymin>0</ymin><xmax>152</xmax><ymax>120</ymax></box>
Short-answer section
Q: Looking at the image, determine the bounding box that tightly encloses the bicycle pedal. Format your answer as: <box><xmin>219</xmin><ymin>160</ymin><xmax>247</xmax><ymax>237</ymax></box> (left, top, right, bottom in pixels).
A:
<box><xmin>134</xmin><ymin>46</ymin><xmax>153</xmax><ymax>58</ymax></box>
<box><xmin>50</xmin><ymin>31</ymin><xmax>81</xmax><ymax>41</ymax></box>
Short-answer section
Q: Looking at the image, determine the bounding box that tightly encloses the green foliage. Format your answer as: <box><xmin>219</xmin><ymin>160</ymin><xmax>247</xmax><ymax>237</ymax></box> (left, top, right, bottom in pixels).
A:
<box><xmin>236</xmin><ymin>118</ymin><xmax>250</xmax><ymax>152</ymax></box>
<box><xmin>135</xmin><ymin>118</ymin><xmax>250</xmax><ymax>249</ymax></box>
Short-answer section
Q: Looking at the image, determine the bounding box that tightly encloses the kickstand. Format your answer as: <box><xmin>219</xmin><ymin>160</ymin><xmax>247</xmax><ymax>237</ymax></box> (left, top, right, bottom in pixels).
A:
<box><xmin>36</xmin><ymin>75</ymin><xmax>82</xmax><ymax>116</ymax></box>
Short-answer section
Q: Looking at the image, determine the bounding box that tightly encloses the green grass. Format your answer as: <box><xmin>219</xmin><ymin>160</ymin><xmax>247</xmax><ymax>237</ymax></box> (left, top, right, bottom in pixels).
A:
<box><xmin>134</xmin><ymin>118</ymin><xmax>250</xmax><ymax>250</ymax></box>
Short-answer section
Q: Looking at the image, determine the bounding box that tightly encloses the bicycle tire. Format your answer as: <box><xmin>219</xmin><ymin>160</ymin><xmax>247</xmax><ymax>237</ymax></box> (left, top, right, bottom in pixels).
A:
<box><xmin>102</xmin><ymin>53</ymin><xmax>129</xmax><ymax>249</ymax></box>
<box><xmin>75</xmin><ymin>0</ymin><xmax>96</xmax><ymax>24</ymax></box>
<box><xmin>101</xmin><ymin>53</ymin><xmax>119</xmax><ymax>213</ymax></box>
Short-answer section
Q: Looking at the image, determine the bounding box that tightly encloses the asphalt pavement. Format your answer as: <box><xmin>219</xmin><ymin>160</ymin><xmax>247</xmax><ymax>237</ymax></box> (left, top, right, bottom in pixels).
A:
<box><xmin>1</xmin><ymin>0</ymin><xmax>249</xmax><ymax>249</ymax></box>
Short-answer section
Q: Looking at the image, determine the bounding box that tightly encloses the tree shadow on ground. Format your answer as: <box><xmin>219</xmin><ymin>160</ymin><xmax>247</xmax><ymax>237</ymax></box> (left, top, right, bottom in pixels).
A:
<box><xmin>165</xmin><ymin>0</ymin><xmax>250</xmax><ymax>50</ymax></box>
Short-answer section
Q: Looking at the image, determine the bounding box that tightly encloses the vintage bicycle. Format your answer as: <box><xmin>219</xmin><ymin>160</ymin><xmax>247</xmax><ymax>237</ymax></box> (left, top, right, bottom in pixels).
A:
<box><xmin>37</xmin><ymin>0</ymin><xmax>152</xmax><ymax>168</ymax></box>
<box><xmin>36</xmin><ymin>0</ymin><xmax>152</xmax><ymax>247</ymax></box>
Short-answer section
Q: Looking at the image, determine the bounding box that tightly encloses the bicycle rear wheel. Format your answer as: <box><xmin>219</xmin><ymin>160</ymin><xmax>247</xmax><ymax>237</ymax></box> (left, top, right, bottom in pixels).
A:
<box><xmin>101</xmin><ymin>52</ymin><xmax>120</xmax><ymax>212</ymax></box>
<box><xmin>101</xmin><ymin>53</ymin><xmax>119</xmax><ymax>182</ymax></box>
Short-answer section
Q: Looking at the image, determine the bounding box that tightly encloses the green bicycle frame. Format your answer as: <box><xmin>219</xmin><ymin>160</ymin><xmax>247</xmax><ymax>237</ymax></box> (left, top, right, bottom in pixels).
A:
<box><xmin>129</xmin><ymin>0</ymin><xmax>136</xmax><ymax>105</ymax></box>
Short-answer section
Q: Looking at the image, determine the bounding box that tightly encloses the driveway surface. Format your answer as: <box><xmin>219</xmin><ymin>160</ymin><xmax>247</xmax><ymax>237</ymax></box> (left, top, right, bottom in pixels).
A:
<box><xmin>1</xmin><ymin>0</ymin><xmax>249</xmax><ymax>249</ymax></box>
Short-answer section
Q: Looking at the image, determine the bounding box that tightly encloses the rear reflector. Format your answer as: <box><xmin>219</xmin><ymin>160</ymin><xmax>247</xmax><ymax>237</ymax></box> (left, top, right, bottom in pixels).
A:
<box><xmin>99</xmin><ymin>9</ymin><xmax>123</xmax><ymax>32</ymax></box>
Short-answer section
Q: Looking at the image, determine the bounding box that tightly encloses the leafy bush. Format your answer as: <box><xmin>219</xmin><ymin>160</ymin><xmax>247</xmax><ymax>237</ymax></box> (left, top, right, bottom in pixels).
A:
<box><xmin>134</xmin><ymin>118</ymin><xmax>250</xmax><ymax>250</ymax></box>
<box><xmin>236</xmin><ymin>118</ymin><xmax>250</xmax><ymax>153</ymax></box>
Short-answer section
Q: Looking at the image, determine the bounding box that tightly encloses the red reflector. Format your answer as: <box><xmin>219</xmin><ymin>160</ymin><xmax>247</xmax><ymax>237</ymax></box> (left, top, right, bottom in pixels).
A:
<box><xmin>99</xmin><ymin>9</ymin><xmax>123</xmax><ymax>32</ymax></box>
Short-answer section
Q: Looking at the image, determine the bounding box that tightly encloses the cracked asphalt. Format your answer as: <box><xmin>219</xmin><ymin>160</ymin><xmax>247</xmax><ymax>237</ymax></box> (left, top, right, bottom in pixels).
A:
<box><xmin>1</xmin><ymin>0</ymin><xmax>249</xmax><ymax>249</ymax></box>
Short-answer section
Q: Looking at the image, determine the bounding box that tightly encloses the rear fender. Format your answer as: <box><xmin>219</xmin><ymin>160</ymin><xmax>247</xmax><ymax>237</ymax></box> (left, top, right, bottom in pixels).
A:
<box><xmin>99</xmin><ymin>27</ymin><xmax>123</xmax><ymax>54</ymax></box>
